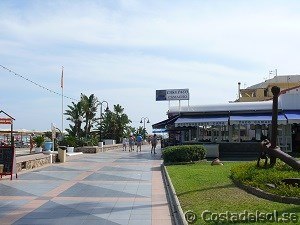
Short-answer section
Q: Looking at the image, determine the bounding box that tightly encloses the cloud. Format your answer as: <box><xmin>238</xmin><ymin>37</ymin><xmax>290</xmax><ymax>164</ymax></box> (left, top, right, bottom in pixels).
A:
<box><xmin>1</xmin><ymin>0</ymin><xmax>300</xmax><ymax>131</ymax></box>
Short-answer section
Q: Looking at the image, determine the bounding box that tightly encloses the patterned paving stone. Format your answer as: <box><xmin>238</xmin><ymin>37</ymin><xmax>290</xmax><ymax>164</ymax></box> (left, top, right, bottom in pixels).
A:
<box><xmin>0</xmin><ymin>200</ymin><xmax>31</xmax><ymax>218</ymax></box>
<box><xmin>34</xmin><ymin>166</ymin><xmax>81</xmax><ymax>172</ymax></box>
<box><xmin>0</xmin><ymin>184</ymin><xmax>35</xmax><ymax>196</ymax></box>
<box><xmin>0</xmin><ymin>145</ymin><xmax>172</xmax><ymax>225</ymax></box>
<box><xmin>83</xmin><ymin>173</ymin><xmax>142</xmax><ymax>182</ymax></box>
<box><xmin>99</xmin><ymin>166</ymin><xmax>142</xmax><ymax>172</ymax></box>
<box><xmin>70</xmin><ymin>158</ymin><xmax>115</xmax><ymax>163</ymax></box>
<box><xmin>58</xmin><ymin>183</ymin><xmax>146</xmax><ymax>198</ymax></box>
<box><xmin>95</xmin><ymin>171</ymin><xmax>151</xmax><ymax>181</ymax></box>
<box><xmin>36</xmin><ymin>171</ymin><xmax>82</xmax><ymax>181</ymax></box>
<box><xmin>17</xmin><ymin>172</ymin><xmax>65</xmax><ymax>181</ymax></box>
<box><xmin>1</xmin><ymin>181</ymin><xmax>64</xmax><ymax>196</ymax></box>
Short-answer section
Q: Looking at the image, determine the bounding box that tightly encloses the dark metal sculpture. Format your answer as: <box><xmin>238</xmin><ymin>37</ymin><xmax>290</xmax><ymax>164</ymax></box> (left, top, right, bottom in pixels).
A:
<box><xmin>257</xmin><ymin>86</ymin><xmax>300</xmax><ymax>170</ymax></box>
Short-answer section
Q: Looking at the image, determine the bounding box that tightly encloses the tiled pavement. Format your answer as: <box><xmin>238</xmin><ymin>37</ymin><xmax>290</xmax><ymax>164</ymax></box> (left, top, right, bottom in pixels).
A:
<box><xmin>0</xmin><ymin>145</ymin><xmax>173</xmax><ymax>225</ymax></box>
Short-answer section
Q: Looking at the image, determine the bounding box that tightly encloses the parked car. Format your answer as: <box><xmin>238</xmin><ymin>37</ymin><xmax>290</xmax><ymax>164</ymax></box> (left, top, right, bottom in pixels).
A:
<box><xmin>14</xmin><ymin>141</ymin><xmax>24</xmax><ymax>148</ymax></box>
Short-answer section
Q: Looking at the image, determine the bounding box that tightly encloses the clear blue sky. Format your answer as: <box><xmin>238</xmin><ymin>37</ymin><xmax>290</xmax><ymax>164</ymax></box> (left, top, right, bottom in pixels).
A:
<box><xmin>1</xmin><ymin>0</ymin><xmax>300</xmax><ymax>132</ymax></box>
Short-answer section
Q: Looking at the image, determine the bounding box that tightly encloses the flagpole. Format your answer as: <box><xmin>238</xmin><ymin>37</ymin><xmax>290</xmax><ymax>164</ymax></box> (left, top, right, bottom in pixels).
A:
<box><xmin>61</xmin><ymin>66</ymin><xmax>64</xmax><ymax>135</ymax></box>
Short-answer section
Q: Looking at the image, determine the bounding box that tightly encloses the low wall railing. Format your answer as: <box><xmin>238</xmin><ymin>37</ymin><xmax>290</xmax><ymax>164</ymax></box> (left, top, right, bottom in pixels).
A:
<box><xmin>15</xmin><ymin>144</ymin><xmax>122</xmax><ymax>172</ymax></box>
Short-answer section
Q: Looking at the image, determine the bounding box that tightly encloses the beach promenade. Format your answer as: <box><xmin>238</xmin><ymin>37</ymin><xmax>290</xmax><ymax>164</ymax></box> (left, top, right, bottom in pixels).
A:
<box><xmin>0</xmin><ymin>145</ymin><xmax>173</xmax><ymax>225</ymax></box>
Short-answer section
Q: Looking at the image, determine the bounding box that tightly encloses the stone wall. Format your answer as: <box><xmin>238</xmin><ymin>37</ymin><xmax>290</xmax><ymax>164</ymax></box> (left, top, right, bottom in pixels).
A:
<box><xmin>103</xmin><ymin>144</ymin><xmax>123</xmax><ymax>151</ymax></box>
<box><xmin>74</xmin><ymin>146</ymin><xmax>101</xmax><ymax>153</ymax></box>
<box><xmin>15</xmin><ymin>144</ymin><xmax>122</xmax><ymax>173</ymax></box>
<box><xmin>16</xmin><ymin>153</ymin><xmax>53</xmax><ymax>173</ymax></box>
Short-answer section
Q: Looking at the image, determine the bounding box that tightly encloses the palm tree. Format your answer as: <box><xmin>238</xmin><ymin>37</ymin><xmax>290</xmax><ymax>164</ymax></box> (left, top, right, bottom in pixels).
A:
<box><xmin>125</xmin><ymin>125</ymin><xmax>135</xmax><ymax>137</ymax></box>
<box><xmin>101</xmin><ymin>104</ymin><xmax>131</xmax><ymax>143</ymax></box>
<box><xmin>64</xmin><ymin>101</ymin><xmax>84</xmax><ymax>138</ymax></box>
<box><xmin>113</xmin><ymin>104</ymin><xmax>131</xmax><ymax>143</ymax></box>
<box><xmin>135</xmin><ymin>126</ymin><xmax>146</xmax><ymax>137</ymax></box>
<box><xmin>80</xmin><ymin>94</ymin><xmax>99</xmax><ymax>138</ymax></box>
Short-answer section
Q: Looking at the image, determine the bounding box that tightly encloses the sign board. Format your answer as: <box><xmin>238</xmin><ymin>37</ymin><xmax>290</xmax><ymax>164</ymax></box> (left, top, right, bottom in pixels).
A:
<box><xmin>0</xmin><ymin>146</ymin><xmax>15</xmax><ymax>179</ymax></box>
<box><xmin>156</xmin><ymin>89</ymin><xmax>189</xmax><ymax>101</ymax></box>
<box><xmin>51</xmin><ymin>123</ymin><xmax>56</xmax><ymax>139</ymax></box>
<box><xmin>0</xmin><ymin>110</ymin><xmax>17</xmax><ymax>180</ymax></box>
<box><xmin>0</xmin><ymin>118</ymin><xmax>13</xmax><ymax>124</ymax></box>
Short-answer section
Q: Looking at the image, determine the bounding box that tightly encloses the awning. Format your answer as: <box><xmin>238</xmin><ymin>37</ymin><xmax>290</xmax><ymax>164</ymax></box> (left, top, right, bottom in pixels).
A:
<box><xmin>153</xmin><ymin>128</ymin><xmax>167</xmax><ymax>133</ymax></box>
<box><xmin>175</xmin><ymin>116</ymin><xmax>229</xmax><ymax>127</ymax></box>
<box><xmin>284</xmin><ymin>111</ymin><xmax>300</xmax><ymax>124</ymax></box>
<box><xmin>152</xmin><ymin>116</ymin><xmax>179</xmax><ymax>129</ymax></box>
<box><xmin>230</xmin><ymin>114</ymin><xmax>287</xmax><ymax>125</ymax></box>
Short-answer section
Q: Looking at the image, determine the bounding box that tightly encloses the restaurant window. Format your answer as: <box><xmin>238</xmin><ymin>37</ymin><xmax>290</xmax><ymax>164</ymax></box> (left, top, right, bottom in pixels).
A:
<box><xmin>191</xmin><ymin>128</ymin><xmax>197</xmax><ymax>141</ymax></box>
<box><xmin>184</xmin><ymin>130</ymin><xmax>189</xmax><ymax>141</ymax></box>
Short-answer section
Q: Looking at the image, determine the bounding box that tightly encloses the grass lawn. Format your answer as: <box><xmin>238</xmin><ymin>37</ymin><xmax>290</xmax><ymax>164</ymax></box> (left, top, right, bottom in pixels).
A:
<box><xmin>167</xmin><ymin>162</ymin><xmax>300</xmax><ymax>225</ymax></box>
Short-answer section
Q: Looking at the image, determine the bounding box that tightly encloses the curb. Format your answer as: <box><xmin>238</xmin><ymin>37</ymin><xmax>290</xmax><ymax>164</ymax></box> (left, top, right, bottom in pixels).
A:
<box><xmin>233</xmin><ymin>180</ymin><xmax>300</xmax><ymax>205</ymax></box>
<box><xmin>161</xmin><ymin>164</ymin><xmax>188</xmax><ymax>225</ymax></box>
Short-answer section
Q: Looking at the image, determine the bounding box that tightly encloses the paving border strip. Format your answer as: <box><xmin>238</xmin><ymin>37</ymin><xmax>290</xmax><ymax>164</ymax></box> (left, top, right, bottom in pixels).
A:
<box><xmin>161</xmin><ymin>164</ymin><xmax>188</xmax><ymax>225</ymax></box>
<box><xmin>233</xmin><ymin>180</ymin><xmax>300</xmax><ymax>205</ymax></box>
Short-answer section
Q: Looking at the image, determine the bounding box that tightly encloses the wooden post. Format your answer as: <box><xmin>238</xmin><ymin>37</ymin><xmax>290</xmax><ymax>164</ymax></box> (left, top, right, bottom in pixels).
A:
<box><xmin>270</xmin><ymin>86</ymin><xmax>280</xmax><ymax>148</ymax></box>
<box><xmin>269</xmin><ymin>86</ymin><xmax>280</xmax><ymax>166</ymax></box>
<box><xmin>259</xmin><ymin>87</ymin><xmax>300</xmax><ymax>170</ymax></box>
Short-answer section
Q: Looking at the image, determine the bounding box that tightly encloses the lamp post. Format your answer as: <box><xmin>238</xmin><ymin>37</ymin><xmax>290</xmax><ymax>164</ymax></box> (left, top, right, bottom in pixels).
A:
<box><xmin>99</xmin><ymin>101</ymin><xmax>109</xmax><ymax>142</ymax></box>
<box><xmin>78</xmin><ymin>115</ymin><xmax>83</xmax><ymax>139</ymax></box>
<box><xmin>50</xmin><ymin>124</ymin><xmax>62</xmax><ymax>152</ymax></box>
<box><xmin>140</xmin><ymin>117</ymin><xmax>150</xmax><ymax>140</ymax></box>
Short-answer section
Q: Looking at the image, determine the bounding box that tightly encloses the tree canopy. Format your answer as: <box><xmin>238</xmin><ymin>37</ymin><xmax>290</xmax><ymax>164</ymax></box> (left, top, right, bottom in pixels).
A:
<box><xmin>65</xmin><ymin>95</ymin><xmax>149</xmax><ymax>145</ymax></box>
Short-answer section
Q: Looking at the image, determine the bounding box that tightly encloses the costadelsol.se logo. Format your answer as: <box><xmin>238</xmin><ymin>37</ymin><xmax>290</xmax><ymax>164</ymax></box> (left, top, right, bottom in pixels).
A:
<box><xmin>184</xmin><ymin>210</ymin><xmax>198</xmax><ymax>224</ymax></box>
<box><xmin>184</xmin><ymin>210</ymin><xmax>299</xmax><ymax>224</ymax></box>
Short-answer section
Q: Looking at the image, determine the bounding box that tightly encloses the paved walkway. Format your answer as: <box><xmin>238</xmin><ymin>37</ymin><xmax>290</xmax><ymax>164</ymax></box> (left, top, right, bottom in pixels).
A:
<box><xmin>0</xmin><ymin>145</ymin><xmax>173</xmax><ymax>225</ymax></box>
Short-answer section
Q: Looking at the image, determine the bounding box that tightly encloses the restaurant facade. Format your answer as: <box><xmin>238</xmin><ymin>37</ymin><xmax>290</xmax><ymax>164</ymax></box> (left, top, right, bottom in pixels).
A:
<box><xmin>153</xmin><ymin>86</ymin><xmax>300</xmax><ymax>157</ymax></box>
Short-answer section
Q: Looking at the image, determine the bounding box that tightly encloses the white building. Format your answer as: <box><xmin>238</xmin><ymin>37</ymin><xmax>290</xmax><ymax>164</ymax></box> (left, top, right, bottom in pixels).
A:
<box><xmin>153</xmin><ymin>86</ymin><xmax>300</xmax><ymax>157</ymax></box>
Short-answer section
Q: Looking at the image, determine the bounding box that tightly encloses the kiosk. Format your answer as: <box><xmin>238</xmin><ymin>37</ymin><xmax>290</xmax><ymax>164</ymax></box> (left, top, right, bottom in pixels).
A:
<box><xmin>0</xmin><ymin>110</ymin><xmax>17</xmax><ymax>180</ymax></box>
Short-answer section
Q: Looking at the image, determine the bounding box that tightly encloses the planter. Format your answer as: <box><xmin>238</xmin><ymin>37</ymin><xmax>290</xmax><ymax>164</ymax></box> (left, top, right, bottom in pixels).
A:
<box><xmin>44</xmin><ymin>141</ymin><xmax>53</xmax><ymax>151</ymax></box>
<box><xmin>35</xmin><ymin>147</ymin><xmax>42</xmax><ymax>153</ymax></box>
<box><xmin>67</xmin><ymin>147</ymin><xmax>74</xmax><ymax>153</ymax></box>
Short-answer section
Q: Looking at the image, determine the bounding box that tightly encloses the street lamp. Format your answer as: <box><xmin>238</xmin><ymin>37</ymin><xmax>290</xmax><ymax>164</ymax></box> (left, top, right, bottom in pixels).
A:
<box><xmin>99</xmin><ymin>101</ymin><xmax>109</xmax><ymax>142</ymax></box>
<box><xmin>78</xmin><ymin>116</ymin><xmax>83</xmax><ymax>138</ymax></box>
<box><xmin>140</xmin><ymin>117</ymin><xmax>150</xmax><ymax>140</ymax></box>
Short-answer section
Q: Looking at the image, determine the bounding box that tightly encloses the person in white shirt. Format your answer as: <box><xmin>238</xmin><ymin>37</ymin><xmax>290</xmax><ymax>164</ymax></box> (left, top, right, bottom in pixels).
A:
<box><xmin>122</xmin><ymin>137</ymin><xmax>128</xmax><ymax>151</ymax></box>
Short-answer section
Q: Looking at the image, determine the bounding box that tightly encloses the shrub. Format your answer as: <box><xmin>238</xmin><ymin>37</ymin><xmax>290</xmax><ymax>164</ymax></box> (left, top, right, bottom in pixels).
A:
<box><xmin>57</xmin><ymin>135</ymin><xmax>99</xmax><ymax>147</ymax></box>
<box><xmin>231</xmin><ymin>160</ymin><xmax>300</xmax><ymax>197</ymax></box>
<box><xmin>58</xmin><ymin>135</ymin><xmax>77</xmax><ymax>147</ymax></box>
<box><xmin>32</xmin><ymin>135</ymin><xmax>45</xmax><ymax>147</ymax></box>
<box><xmin>82</xmin><ymin>136</ymin><xmax>98</xmax><ymax>146</ymax></box>
<box><xmin>162</xmin><ymin>145</ymin><xmax>206</xmax><ymax>164</ymax></box>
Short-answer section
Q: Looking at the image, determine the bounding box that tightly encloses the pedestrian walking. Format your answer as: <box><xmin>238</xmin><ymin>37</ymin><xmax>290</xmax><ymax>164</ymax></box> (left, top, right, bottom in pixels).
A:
<box><xmin>29</xmin><ymin>134</ymin><xmax>34</xmax><ymax>154</ymax></box>
<box><xmin>122</xmin><ymin>137</ymin><xmax>128</xmax><ymax>151</ymax></box>
<box><xmin>129</xmin><ymin>135</ymin><xmax>135</xmax><ymax>152</ymax></box>
<box><xmin>151</xmin><ymin>134</ymin><xmax>158</xmax><ymax>154</ymax></box>
<box><xmin>147</xmin><ymin>136</ymin><xmax>151</xmax><ymax>145</ymax></box>
<box><xmin>136</xmin><ymin>134</ymin><xmax>143</xmax><ymax>152</ymax></box>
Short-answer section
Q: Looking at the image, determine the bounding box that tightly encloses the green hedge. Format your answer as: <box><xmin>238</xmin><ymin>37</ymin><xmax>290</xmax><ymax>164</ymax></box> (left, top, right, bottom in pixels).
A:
<box><xmin>162</xmin><ymin>145</ymin><xmax>206</xmax><ymax>163</ymax></box>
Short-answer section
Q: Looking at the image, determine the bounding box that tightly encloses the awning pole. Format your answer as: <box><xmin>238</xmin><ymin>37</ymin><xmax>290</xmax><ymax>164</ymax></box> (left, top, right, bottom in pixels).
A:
<box><xmin>238</xmin><ymin>124</ymin><xmax>241</xmax><ymax>142</ymax></box>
